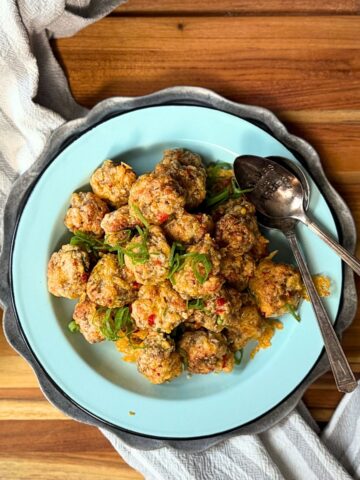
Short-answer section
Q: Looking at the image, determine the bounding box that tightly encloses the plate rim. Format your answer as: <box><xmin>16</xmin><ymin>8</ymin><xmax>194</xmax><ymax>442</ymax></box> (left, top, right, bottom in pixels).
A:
<box><xmin>1</xmin><ymin>87</ymin><xmax>357</xmax><ymax>447</ymax></box>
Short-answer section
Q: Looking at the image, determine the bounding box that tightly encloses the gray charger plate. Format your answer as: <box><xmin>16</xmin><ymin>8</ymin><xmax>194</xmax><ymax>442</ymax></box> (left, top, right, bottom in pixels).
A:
<box><xmin>0</xmin><ymin>87</ymin><xmax>357</xmax><ymax>451</ymax></box>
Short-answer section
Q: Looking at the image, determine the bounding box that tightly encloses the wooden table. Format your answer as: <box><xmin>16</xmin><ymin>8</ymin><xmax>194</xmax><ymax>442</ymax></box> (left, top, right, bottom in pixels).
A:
<box><xmin>1</xmin><ymin>1</ymin><xmax>360</xmax><ymax>478</ymax></box>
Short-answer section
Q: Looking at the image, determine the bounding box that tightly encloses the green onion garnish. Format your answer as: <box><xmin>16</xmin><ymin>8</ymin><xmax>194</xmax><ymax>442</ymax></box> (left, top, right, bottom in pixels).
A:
<box><xmin>100</xmin><ymin>306</ymin><xmax>133</xmax><ymax>341</ymax></box>
<box><xmin>131</xmin><ymin>203</ymin><xmax>150</xmax><ymax>229</ymax></box>
<box><xmin>168</xmin><ymin>245</ymin><xmax>212</xmax><ymax>285</ymax></box>
<box><xmin>205</xmin><ymin>188</ymin><xmax>230</xmax><ymax>208</ymax></box>
<box><xmin>70</xmin><ymin>230</ymin><xmax>132</xmax><ymax>269</ymax></box>
<box><xmin>68</xmin><ymin>320</ymin><xmax>80</xmax><ymax>333</ymax></box>
<box><xmin>70</xmin><ymin>231</ymin><xmax>103</xmax><ymax>247</ymax></box>
<box><xmin>183</xmin><ymin>252</ymin><xmax>212</xmax><ymax>284</ymax></box>
<box><xmin>204</xmin><ymin>174</ymin><xmax>253</xmax><ymax>209</ymax></box>
<box><xmin>169</xmin><ymin>242</ymin><xmax>185</xmax><ymax>266</ymax></box>
<box><xmin>117</xmin><ymin>249</ymin><xmax>125</xmax><ymax>267</ymax></box>
<box><xmin>120</xmin><ymin>226</ymin><xmax>149</xmax><ymax>265</ymax></box>
<box><xmin>168</xmin><ymin>242</ymin><xmax>186</xmax><ymax>283</ymax></box>
<box><xmin>234</xmin><ymin>349</ymin><xmax>243</xmax><ymax>365</ymax></box>
<box><xmin>216</xmin><ymin>316</ymin><xmax>223</xmax><ymax>325</ymax></box>
<box><xmin>186</xmin><ymin>298</ymin><xmax>205</xmax><ymax>310</ymax></box>
<box><xmin>286</xmin><ymin>303</ymin><xmax>301</xmax><ymax>322</ymax></box>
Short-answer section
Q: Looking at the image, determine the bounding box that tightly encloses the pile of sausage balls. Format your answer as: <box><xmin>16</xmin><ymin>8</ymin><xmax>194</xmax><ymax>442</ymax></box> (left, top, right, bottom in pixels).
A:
<box><xmin>48</xmin><ymin>149</ymin><xmax>325</xmax><ymax>384</ymax></box>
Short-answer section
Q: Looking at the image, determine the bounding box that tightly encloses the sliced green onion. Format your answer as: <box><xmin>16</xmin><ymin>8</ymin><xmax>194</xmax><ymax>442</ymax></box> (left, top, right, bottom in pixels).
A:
<box><xmin>186</xmin><ymin>298</ymin><xmax>205</xmax><ymax>310</ymax></box>
<box><xmin>216</xmin><ymin>316</ymin><xmax>224</xmax><ymax>325</ymax></box>
<box><xmin>169</xmin><ymin>241</ymin><xmax>185</xmax><ymax>266</ymax></box>
<box><xmin>168</xmin><ymin>242</ymin><xmax>186</xmax><ymax>283</ymax></box>
<box><xmin>286</xmin><ymin>303</ymin><xmax>301</xmax><ymax>322</ymax></box>
<box><xmin>205</xmin><ymin>188</ymin><xmax>230</xmax><ymax>208</ymax></box>
<box><xmin>70</xmin><ymin>231</ymin><xmax>128</xmax><ymax>267</ymax></box>
<box><xmin>71</xmin><ymin>231</ymin><xmax>103</xmax><ymax>247</ymax></box>
<box><xmin>117</xmin><ymin>249</ymin><xmax>125</xmax><ymax>267</ymax></box>
<box><xmin>234</xmin><ymin>349</ymin><xmax>243</xmax><ymax>365</ymax></box>
<box><xmin>204</xmin><ymin>174</ymin><xmax>253</xmax><ymax>209</ymax></box>
<box><xmin>131</xmin><ymin>204</ymin><xmax>150</xmax><ymax>229</ymax></box>
<box><xmin>231</xmin><ymin>178</ymin><xmax>254</xmax><ymax>198</ymax></box>
<box><xmin>120</xmin><ymin>226</ymin><xmax>149</xmax><ymax>265</ymax></box>
<box><xmin>100</xmin><ymin>306</ymin><xmax>133</xmax><ymax>341</ymax></box>
<box><xmin>68</xmin><ymin>320</ymin><xmax>80</xmax><ymax>333</ymax></box>
<box><xmin>183</xmin><ymin>253</ymin><xmax>212</xmax><ymax>284</ymax></box>
<box><xmin>168</xmin><ymin>253</ymin><xmax>183</xmax><ymax>283</ymax></box>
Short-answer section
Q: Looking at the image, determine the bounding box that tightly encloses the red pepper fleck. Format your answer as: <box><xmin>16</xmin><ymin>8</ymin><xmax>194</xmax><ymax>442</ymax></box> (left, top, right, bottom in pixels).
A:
<box><xmin>132</xmin><ymin>281</ymin><xmax>140</xmax><ymax>289</ymax></box>
<box><xmin>222</xmin><ymin>355</ymin><xmax>227</xmax><ymax>369</ymax></box>
<box><xmin>216</xmin><ymin>309</ymin><xmax>224</xmax><ymax>315</ymax></box>
<box><xmin>216</xmin><ymin>298</ymin><xmax>226</xmax><ymax>307</ymax></box>
<box><xmin>158</xmin><ymin>213</ymin><xmax>169</xmax><ymax>224</ymax></box>
<box><xmin>81</xmin><ymin>273</ymin><xmax>89</xmax><ymax>282</ymax></box>
<box><xmin>148</xmin><ymin>314</ymin><xmax>156</xmax><ymax>326</ymax></box>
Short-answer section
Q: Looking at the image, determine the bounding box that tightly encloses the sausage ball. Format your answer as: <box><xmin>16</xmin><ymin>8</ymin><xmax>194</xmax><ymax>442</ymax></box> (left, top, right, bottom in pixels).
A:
<box><xmin>86</xmin><ymin>253</ymin><xmax>137</xmax><ymax>308</ymax></box>
<box><xmin>128</xmin><ymin>172</ymin><xmax>186</xmax><ymax>225</ymax></box>
<box><xmin>137</xmin><ymin>333</ymin><xmax>182</xmax><ymax>384</ymax></box>
<box><xmin>64</xmin><ymin>192</ymin><xmax>109</xmax><ymax>236</ymax></box>
<box><xmin>220</xmin><ymin>247</ymin><xmax>256</xmax><ymax>291</ymax></box>
<box><xmin>132</xmin><ymin>281</ymin><xmax>187</xmax><ymax>333</ymax></box>
<box><xmin>90</xmin><ymin>160</ymin><xmax>137</xmax><ymax>208</ymax></box>
<box><xmin>214</xmin><ymin>197</ymin><xmax>268</xmax><ymax>258</ymax></box>
<box><xmin>212</xmin><ymin>196</ymin><xmax>256</xmax><ymax>221</ymax></box>
<box><xmin>124</xmin><ymin>226</ymin><xmax>171</xmax><ymax>285</ymax></box>
<box><xmin>178</xmin><ymin>330</ymin><xmax>233</xmax><ymax>374</ymax></box>
<box><xmin>101</xmin><ymin>205</ymin><xmax>140</xmax><ymax>247</ymax></box>
<box><xmin>249</xmin><ymin>258</ymin><xmax>303</xmax><ymax>318</ymax></box>
<box><xmin>172</xmin><ymin>234</ymin><xmax>223</xmax><ymax>299</ymax></box>
<box><xmin>215</xmin><ymin>213</ymin><xmax>260</xmax><ymax>254</ymax></box>
<box><xmin>225</xmin><ymin>304</ymin><xmax>266</xmax><ymax>351</ymax></box>
<box><xmin>72</xmin><ymin>295</ymin><xmax>105</xmax><ymax>343</ymax></box>
<box><xmin>101</xmin><ymin>205</ymin><xmax>140</xmax><ymax>233</ymax></box>
<box><xmin>163</xmin><ymin>212</ymin><xmax>213</xmax><ymax>245</ymax></box>
<box><xmin>47</xmin><ymin>244</ymin><xmax>90</xmax><ymax>299</ymax></box>
<box><xmin>187</xmin><ymin>288</ymin><xmax>233</xmax><ymax>333</ymax></box>
<box><xmin>155</xmin><ymin>149</ymin><xmax>207</xmax><ymax>209</ymax></box>
<box><xmin>250</xmin><ymin>234</ymin><xmax>269</xmax><ymax>260</ymax></box>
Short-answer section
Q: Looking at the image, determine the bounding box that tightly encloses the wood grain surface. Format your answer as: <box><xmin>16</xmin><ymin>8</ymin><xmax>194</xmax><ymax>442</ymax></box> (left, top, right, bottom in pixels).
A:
<box><xmin>1</xmin><ymin>2</ymin><xmax>360</xmax><ymax>479</ymax></box>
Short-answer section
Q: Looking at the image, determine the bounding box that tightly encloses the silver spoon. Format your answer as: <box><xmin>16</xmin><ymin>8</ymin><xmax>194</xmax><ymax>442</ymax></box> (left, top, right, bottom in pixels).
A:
<box><xmin>235</xmin><ymin>155</ymin><xmax>360</xmax><ymax>276</ymax></box>
<box><xmin>234</xmin><ymin>155</ymin><xmax>357</xmax><ymax>393</ymax></box>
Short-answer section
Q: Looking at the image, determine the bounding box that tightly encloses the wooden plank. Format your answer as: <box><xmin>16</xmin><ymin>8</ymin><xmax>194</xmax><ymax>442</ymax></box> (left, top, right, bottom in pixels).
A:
<box><xmin>54</xmin><ymin>17</ymin><xmax>360</xmax><ymax>111</ymax></box>
<box><xmin>0</xmin><ymin>354</ymin><xmax>39</xmax><ymax>388</ymax></box>
<box><xmin>0</xmin><ymin>420</ymin><xmax>115</xmax><ymax>453</ymax></box>
<box><xmin>305</xmin><ymin>408</ymin><xmax>335</xmax><ymax>422</ymax></box>
<box><xmin>0</xmin><ymin>421</ymin><xmax>143</xmax><ymax>480</ymax></box>
<box><xmin>115</xmin><ymin>0</ymin><xmax>360</xmax><ymax>15</ymax></box>
<box><xmin>0</xmin><ymin>399</ymin><xmax>66</xmax><ymax>420</ymax></box>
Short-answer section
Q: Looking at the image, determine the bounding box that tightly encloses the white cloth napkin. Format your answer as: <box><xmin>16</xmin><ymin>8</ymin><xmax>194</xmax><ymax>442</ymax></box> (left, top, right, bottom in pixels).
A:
<box><xmin>1</xmin><ymin>2</ymin><xmax>359</xmax><ymax>479</ymax></box>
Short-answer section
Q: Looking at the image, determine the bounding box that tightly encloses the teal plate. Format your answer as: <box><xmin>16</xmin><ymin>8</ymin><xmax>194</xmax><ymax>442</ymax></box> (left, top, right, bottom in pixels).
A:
<box><xmin>12</xmin><ymin>105</ymin><xmax>341</xmax><ymax>438</ymax></box>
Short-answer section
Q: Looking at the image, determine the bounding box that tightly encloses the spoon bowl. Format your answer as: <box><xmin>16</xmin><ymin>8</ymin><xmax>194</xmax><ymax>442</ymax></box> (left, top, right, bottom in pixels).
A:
<box><xmin>233</xmin><ymin>155</ymin><xmax>307</xmax><ymax>222</ymax></box>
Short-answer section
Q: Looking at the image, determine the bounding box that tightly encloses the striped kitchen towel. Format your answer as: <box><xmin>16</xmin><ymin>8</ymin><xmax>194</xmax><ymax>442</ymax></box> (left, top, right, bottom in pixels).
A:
<box><xmin>0</xmin><ymin>1</ymin><xmax>359</xmax><ymax>479</ymax></box>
